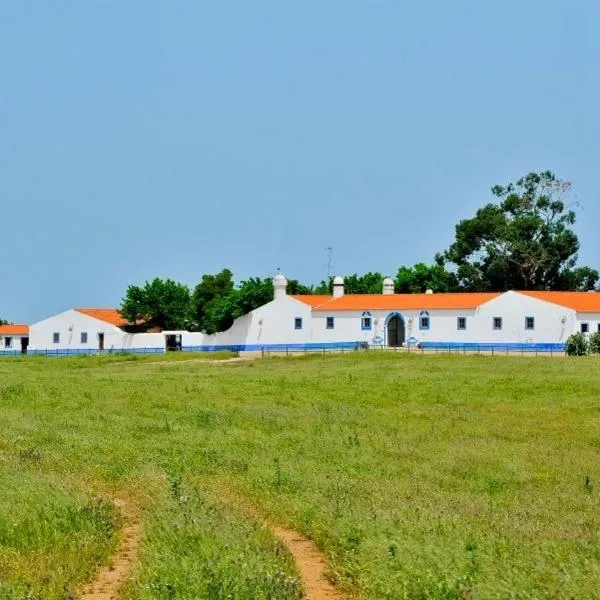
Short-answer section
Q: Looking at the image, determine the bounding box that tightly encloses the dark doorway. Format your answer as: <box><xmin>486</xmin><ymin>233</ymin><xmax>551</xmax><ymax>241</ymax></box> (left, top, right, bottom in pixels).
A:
<box><xmin>165</xmin><ymin>334</ymin><xmax>182</xmax><ymax>352</ymax></box>
<box><xmin>387</xmin><ymin>315</ymin><xmax>405</xmax><ymax>347</ymax></box>
<box><xmin>21</xmin><ymin>337</ymin><xmax>29</xmax><ymax>354</ymax></box>
<box><xmin>98</xmin><ymin>333</ymin><xmax>105</xmax><ymax>351</ymax></box>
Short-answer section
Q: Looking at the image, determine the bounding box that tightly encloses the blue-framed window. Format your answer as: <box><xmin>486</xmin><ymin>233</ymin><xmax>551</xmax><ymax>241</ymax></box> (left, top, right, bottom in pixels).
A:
<box><xmin>53</xmin><ymin>332</ymin><xmax>60</xmax><ymax>344</ymax></box>
<box><xmin>419</xmin><ymin>310</ymin><xmax>430</xmax><ymax>330</ymax></box>
<box><xmin>581</xmin><ymin>323</ymin><xmax>589</xmax><ymax>334</ymax></box>
<box><xmin>361</xmin><ymin>312</ymin><xmax>372</xmax><ymax>330</ymax></box>
<box><xmin>457</xmin><ymin>317</ymin><xmax>467</xmax><ymax>330</ymax></box>
<box><xmin>326</xmin><ymin>317</ymin><xmax>335</xmax><ymax>330</ymax></box>
<box><xmin>493</xmin><ymin>317</ymin><xmax>503</xmax><ymax>330</ymax></box>
<box><xmin>294</xmin><ymin>317</ymin><xmax>303</xmax><ymax>330</ymax></box>
<box><xmin>81</xmin><ymin>332</ymin><xmax>88</xmax><ymax>344</ymax></box>
<box><xmin>525</xmin><ymin>316</ymin><xmax>535</xmax><ymax>330</ymax></box>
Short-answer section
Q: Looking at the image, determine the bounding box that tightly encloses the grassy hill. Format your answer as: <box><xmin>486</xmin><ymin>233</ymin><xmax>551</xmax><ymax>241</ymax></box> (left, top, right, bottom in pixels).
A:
<box><xmin>0</xmin><ymin>352</ymin><xmax>599</xmax><ymax>599</ymax></box>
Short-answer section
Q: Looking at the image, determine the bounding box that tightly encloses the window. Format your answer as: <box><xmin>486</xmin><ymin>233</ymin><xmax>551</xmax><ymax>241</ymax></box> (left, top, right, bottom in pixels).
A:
<box><xmin>419</xmin><ymin>310</ymin><xmax>430</xmax><ymax>330</ymax></box>
<box><xmin>53</xmin><ymin>332</ymin><xmax>60</xmax><ymax>344</ymax></box>
<box><xmin>581</xmin><ymin>323</ymin><xmax>589</xmax><ymax>334</ymax></box>
<box><xmin>361</xmin><ymin>312</ymin><xmax>372</xmax><ymax>330</ymax></box>
<box><xmin>294</xmin><ymin>318</ymin><xmax>303</xmax><ymax>330</ymax></box>
<box><xmin>4</xmin><ymin>337</ymin><xmax>12</xmax><ymax>348</ymax></box>
<box><xmin>525</xmin><ymin>316</ymin><xmax>535</xmax><ymax>330</ymax></box>
<box><xmin>326</xmin><ymin>317</ymin><xmax>335</xmax><ymax>330</ymax></box>
<box><xmin>81</xmin><ymin>332</ymin><xmax>88</xmax><ymax>344</ymax></box>
<box><xmin>457</xmin><ymin>317</ymin><xmax>467</xmax><ymax>330</ymax></box>
<box><xmin>598</xmin><ymin>323</ymin><xmax>600</xmax><ymax>333</ymax></box>
<box><xmin>493</xmin><ymin>317</ymin><xmax>503</xmax><ymax>330</ymax></box>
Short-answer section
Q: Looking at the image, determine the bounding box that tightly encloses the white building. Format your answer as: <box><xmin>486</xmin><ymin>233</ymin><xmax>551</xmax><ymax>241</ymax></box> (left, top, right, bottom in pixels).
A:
<box><xmin>23</xmin><ymin>275</ymin><xmax>600</xmax><ymax>355</ymax></box>
<box><xmin>0</xmin><ymin>324</ymin><xmax>29</xmax><ymax>354</ymax></box>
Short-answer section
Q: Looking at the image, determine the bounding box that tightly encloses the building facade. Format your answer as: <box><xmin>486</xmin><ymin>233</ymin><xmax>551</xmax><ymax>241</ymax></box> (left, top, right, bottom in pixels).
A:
<box><xmin>21</xmin><ymin>274</ymin><xmax>600</xmax><ymax>355</ymax></box>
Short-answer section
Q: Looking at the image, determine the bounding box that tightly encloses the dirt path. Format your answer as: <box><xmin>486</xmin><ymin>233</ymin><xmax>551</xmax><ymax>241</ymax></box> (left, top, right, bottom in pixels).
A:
<box><xmin>271</xmin><ymin>524</ymin><xmax>348</xmax><ymax>600</ymax></box>
<box><xmin>79</xmin><ymin>500</ymin><xmax>141</xmax><ymax>600</ymax></box>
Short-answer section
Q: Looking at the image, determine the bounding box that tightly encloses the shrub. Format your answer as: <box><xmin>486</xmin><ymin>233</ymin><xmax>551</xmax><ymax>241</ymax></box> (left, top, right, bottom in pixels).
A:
<box><xmin>566</xmin><ymin>332</ymin><xmax>589</xmax><ymax>356</ymax></box>
<box><xmin>588</xmin><ymin>332</ymin><xmax>600</xmax><ymax>354</ymax></box>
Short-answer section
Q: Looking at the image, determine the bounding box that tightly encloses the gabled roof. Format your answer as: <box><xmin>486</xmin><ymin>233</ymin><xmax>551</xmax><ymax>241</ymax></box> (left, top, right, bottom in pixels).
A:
<box><xmin>0</xmin><ymin>325</ymin><xmax>29</xmax><ymax>336</ymax></box>
<box><xmin>312</xmin><ymin>292</ymin><xmax>500</xmax><ymax>311</ymax></box>
<box><xmin>75</xmin><ymin>308</ymin><xmax>129</xmax><ymax>327</ymax></box>
<box><xmin>292</xmin><ymin>295</ymin><xmax>333</xmax><ymax>308</ymax></box>
<box><xmin>518</xmin><ymin>291</ymin><xmax>600</xmax><ymax>313</ymax></box>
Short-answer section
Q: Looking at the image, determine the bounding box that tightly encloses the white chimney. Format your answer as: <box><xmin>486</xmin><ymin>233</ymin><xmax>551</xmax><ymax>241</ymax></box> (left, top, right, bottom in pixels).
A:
<box><xmin>333</xmin><ymin>276</ymin><xmax>345</xmax><ymax>298</ymax></box>
<box><xmin>382</xmin><ymin>277</ymin><xmax>394</xmax><ymax>295</ymax></box>
<box><xmin>273</xmin><ymin>271</ymin><xmax>288</xmax><ymax>300</ymax></box>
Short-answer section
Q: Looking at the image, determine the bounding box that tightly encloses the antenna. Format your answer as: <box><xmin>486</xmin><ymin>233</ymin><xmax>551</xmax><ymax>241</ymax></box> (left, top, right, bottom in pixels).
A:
<box><xmin>326</xmin><ymin>246</ymin><xmax>333</xmax><ymax>279</ymax></box>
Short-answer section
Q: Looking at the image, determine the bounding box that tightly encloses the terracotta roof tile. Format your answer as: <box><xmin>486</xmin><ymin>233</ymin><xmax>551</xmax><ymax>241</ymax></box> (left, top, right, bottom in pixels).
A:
<box><xmin>292</xmin><ymin>295</ymin><xmax>334</xmax><ymax>308</ymax></box>
<box><xmin>75</xmin><ymin>308</ymin><xmax>129</xmax><ymax>327</ymax></box>
<box><xmin>518</xmin><ymin>291</ymin><xmax>600</xmax><ymax>313</ymax></box>
<box><xmin>0</xmin><ymin>325</ymin><xmax>29</xmax><ymax>336</ymax></box>
<box><xmin>312</xmin><ymin>293</ymin><xmax>500</xmax><ymax>311</ymax></box>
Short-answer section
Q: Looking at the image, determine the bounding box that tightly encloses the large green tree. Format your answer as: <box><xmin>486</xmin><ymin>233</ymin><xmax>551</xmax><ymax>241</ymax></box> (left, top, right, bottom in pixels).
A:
<box><xmin>438</xmin><ymin>171</ymin><xmax>598</xmax><ymax>291</ymax></box>
<box><xmin>199</xmin><ymin>276</ymin><xmax>275</xmax><ymax>334</ymax></box>
<box><xmin>191</xmin><ymin>269</ymin><xmax>235</xmax><ymax>332</ymax></box>
<box><xmin>342</xmin><ymin>272</ymin><xmax>385</xmax><ymax>294</ymax></box>
<box><xmin>120</xmin><ymin>278</ymin><xmax>192</xmax><ymax>330</ymax></box>
<box><xmin>395</xmin><ymin>263</ymin><xmax>458</xmax><ymax>293</ymax></box>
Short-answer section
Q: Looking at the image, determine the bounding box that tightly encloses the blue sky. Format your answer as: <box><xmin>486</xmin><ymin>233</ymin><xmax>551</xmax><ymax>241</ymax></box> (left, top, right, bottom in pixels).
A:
<box><xmin>2</xmin><ymin>1</ymin><xmax>599</xmax><ymax>322</ymax></box>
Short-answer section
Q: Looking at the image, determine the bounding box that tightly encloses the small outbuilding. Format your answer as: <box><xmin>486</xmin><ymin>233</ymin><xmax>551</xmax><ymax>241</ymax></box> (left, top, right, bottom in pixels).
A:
<box><xmin>0</xmin><ymin>324</ymin><xmax>29</xmax><ymax>354</ymax></box>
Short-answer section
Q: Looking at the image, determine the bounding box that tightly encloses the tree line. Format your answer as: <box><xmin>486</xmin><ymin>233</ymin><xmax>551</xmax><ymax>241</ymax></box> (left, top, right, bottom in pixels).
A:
<box><xmin>120</xmin><ymin>171</ymin><xmax>599</xmax><ymax>333</ymax></box>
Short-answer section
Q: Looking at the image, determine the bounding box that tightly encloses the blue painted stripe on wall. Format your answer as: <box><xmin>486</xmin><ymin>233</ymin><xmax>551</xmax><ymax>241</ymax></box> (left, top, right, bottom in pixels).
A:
<box><xmin>420</xmin><ymin>342</ymin><xmax>566</xmax><ymax>352</ymax></box>
<box><xmin>6</xmin><ymin>340</ymin><xmax>566</xmax><ymax>357</ymax></box>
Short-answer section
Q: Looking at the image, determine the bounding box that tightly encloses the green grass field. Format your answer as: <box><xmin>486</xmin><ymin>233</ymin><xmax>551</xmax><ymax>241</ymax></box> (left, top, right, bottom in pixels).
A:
<box><xmin>1</xmin><ymin>352</ymin><xmax>599</xmax><ymax>599</ymax></box>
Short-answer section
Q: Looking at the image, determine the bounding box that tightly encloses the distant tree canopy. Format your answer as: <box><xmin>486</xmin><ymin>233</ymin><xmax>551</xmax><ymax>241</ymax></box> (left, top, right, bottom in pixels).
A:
<box><xmin>0</xmin><ymin>318</ymin><xmax>9</xmax><ymax>326</ymax></box>
<box><xmin>120</xmin><ymin>278</ymin><xmax>192</xmax><ymax>330</ymax></box>
<box><xmin>437</xmin><ymin>171</ymin><xmax>598</xmax><ymax>291</ymax></box>
<box><xmin>395</xmin><ymin>263</ymin><xmax>458</xmax><ymax>294</ymax></box>
<box><xmin>119</xmin><ymin>171</ymin><xmax>598</xmax><ymax>333</ymax></box>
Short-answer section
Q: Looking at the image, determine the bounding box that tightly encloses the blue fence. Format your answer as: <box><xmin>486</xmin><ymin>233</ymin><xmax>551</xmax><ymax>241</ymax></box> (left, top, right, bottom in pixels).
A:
<box><xmin>0</xmin><ymin>340</ymin><xmax>567</xmax><ymax>357</ymax></box>
<box><xmin>419</xmin><ymin>342</ymin><xmax>566</xmax><ymax>354</ymax></box>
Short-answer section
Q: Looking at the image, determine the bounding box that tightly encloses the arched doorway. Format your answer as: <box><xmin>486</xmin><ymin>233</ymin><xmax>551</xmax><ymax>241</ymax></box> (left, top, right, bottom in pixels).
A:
<box><xmin>386</xmin><ymin>314</ymin><xmax>405</xmax><ymax>347</ymax></box>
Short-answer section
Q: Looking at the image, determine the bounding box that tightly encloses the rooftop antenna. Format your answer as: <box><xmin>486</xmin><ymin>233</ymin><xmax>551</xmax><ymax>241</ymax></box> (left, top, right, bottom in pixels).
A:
<box><xmin>326</xmin><ymin>246</ymin><xmax>333</xmax><ymax>279</ymax></box>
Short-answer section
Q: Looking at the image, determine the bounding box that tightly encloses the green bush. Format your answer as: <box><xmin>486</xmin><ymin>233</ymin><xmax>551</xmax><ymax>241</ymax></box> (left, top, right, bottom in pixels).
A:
<box><xmin>588</xmin><ymin>331</ymin><xmax>600</xmax><ymax>354</ymax></box>
<box><xmin>566</xmin><ymin>332</ymin><xmax>589</xmax><ymax>356</ymax></box>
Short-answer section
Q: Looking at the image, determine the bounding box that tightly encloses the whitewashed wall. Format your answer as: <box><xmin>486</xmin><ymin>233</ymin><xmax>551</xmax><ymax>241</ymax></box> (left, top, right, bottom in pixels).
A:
<box><xmin>183</xmin><ymin>296</ymin><xmax>315</xmax><ymax>350</ymax></box>
<box><xmin>0</xmin><ymin>335</ymin><xmax>28</xmax><ymax>353</ymax></box>
<box><xmin>26</xmin><ymin>290</ymin><xmax>593</xmax><ymax>354</ymax></box>
<box><xmin>575</xmin><ymin>312</ymin><xmax>600</xmax><ymax>335</ymax></box>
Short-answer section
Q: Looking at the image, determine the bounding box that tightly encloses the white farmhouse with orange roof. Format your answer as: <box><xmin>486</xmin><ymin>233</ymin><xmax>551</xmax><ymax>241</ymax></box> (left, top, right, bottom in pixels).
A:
<box><xmin>23</xmin><ymin>273</ymin><xmax>600</xmax><ymax>355</ymax></box>
<box><xmin>27</xmin><ymin>308</ymin><xmax>167</xmax><ymax>354</ymax></box>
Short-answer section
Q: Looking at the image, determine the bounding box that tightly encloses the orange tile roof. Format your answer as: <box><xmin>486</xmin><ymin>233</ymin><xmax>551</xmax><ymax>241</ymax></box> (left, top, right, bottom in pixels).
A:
<box><xmin>518</xmin><ymin>291</ymin><xmax>600</xmax><ymax>312</ymax></box>
<box><xmin>292</xmin><ymin>295</ymin><xmax>333</xmax><ymax>308</ymax></box>
<box><xmin>0</xmin><ymin>325</ymin><xmax>29</xmax><ymax>336</ymax></box>
<box><xmin>75</xmin><ymin>308</ymin><xmax>129</xmax><ymax>327</ymax></box>
<box><xmin>312</xmin><ymin>292</ymin><xmax>500</xmax><ymax>311</ymax></box>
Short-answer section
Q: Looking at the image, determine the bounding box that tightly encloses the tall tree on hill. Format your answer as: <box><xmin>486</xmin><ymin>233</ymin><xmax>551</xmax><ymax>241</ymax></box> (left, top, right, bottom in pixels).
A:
<box><xmin>120</xmin><ymin>278</ymin><xmax>192</xmax><ymax>330</ymax></box>
<box><xmin>437</xmin><ymin>171</ymin><xmax>599</xmax><ymax>291</ymax></box>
